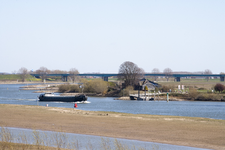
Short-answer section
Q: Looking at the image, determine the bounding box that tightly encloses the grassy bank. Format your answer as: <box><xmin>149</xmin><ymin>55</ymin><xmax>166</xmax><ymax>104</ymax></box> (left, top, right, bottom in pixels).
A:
<box><xmin>3</xmin><ymin>77</ymin><xmax>225</xmax><ymax>100</ymax></box>
<box><xmin>0</xmin><ymin>74</ymin><xmax>41</xmax><ymax>82</ymax></box>
<box><xmin>156</xmin><ymin>80</ymin><xmax>225</xmax><ymax>101</ymax></box>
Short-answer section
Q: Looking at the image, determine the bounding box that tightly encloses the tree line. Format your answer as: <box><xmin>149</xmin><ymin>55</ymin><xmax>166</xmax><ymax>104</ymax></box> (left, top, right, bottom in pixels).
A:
<box><xmin>16</xmin><ymin>62</ymin><xmax>218</xmax><ymax>84</ymax></box>
<box><xmin>117</xmin><ymin>61</ymin><xmax>218</xmax><ymax>88</ymax></box>
<box><xmin>17</xmin><ymin>67</ymin><xmax>79</xmax><ymax>82</ymax></box>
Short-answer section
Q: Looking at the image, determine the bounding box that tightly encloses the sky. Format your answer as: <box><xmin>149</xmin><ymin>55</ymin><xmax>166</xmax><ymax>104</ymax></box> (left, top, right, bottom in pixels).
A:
<box><xmin>1</xmin><ymin>0</ymin><xmax>225</xmax><ymax>74</ymax></box>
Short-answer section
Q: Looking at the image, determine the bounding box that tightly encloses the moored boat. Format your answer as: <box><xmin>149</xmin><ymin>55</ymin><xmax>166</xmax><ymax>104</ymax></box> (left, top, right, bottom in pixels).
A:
<box><xmin>38</xmin><ymin>93</ymin><xmax>87</xmax><ymax>102</ymax></box>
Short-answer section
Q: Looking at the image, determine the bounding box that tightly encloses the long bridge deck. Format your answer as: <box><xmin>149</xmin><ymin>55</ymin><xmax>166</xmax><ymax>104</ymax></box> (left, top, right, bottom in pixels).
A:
<box><xmin>30</xmin><ymin>73</ymin><xmax>225</xmax><ymax>82</ymax></box>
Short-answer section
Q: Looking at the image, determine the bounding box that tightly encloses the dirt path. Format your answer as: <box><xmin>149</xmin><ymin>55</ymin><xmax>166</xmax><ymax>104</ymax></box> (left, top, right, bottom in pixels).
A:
<box><xmin>0</xmin><ymin>104</ymin><xmax>224</xmax><ymax>150</ymax></box>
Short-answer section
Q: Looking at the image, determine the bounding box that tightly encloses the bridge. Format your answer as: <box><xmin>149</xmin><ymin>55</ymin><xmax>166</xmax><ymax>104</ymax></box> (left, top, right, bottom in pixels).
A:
<box><xmin>30</xmin><ymin>73</ymin><xmax>225</xmax><ymax>82</ymax></box>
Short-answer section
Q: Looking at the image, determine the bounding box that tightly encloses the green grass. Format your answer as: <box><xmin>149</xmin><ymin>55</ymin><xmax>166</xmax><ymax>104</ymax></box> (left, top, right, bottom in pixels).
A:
<box><xmin>0</xmin><ymin>74</ymin><xmax>41</xmax><ymax>82</ymax></box>
<box><xmin>0</xmin><ymin>74</ymin><xmax>20</xmax><ymax>80</ymax></box>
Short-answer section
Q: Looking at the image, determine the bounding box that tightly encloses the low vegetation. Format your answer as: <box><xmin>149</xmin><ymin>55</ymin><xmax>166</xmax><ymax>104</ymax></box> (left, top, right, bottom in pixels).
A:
<box><xmin>56</xmin><ymin>78</ymin><xmax>225</xmax><ymax>101</ymax></box>
<box><xmin>157</xmin><ymin>82</ymin><xmax>225</xmax><ymax>101</ymax></box>
<box><xmin>58</xmin><ymin>79</ymin><xmax>108</xmax><ymax>95</ymax></box>
<box><xmin>0</xmin><ymin>74</ymin><xmax>41</xmax><ymax>82</ymax></box>
<box><xmin>214</xmin><ymin>83</ymin><xmax>225</xmax><ymax>93</ymax></box>
<box><xmin>119</xmin><ymin>86</ymin><xmax>134</xmax><ymax>96</ymax></box>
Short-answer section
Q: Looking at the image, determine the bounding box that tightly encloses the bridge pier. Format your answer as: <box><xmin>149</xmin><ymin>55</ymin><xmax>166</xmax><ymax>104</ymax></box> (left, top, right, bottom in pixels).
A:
<box><xmin>220</xmin><ymin>76</ymin><xmax>224</xmax><ymax>82</ymax></box>
<box><xmin>175</xmin><ymin>77</ymin><xmax>180</xmax><ymax>82</ymax></box>
<box><xmin>102</xmin><ymin>76</ymin><xmax>108</xmax><ymax>81</ymax></box>
<box><xmin>62</xmin><ymin>76</ymin><xmax>67</xmax><ymax>82</ymax></box>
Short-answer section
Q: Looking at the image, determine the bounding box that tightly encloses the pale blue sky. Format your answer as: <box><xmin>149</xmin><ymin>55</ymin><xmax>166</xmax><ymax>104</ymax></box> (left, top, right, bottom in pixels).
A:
<box><xmin>1</xmin><ymin>0</ymin><xmax>224</xmax><ymax>74</ymax></box>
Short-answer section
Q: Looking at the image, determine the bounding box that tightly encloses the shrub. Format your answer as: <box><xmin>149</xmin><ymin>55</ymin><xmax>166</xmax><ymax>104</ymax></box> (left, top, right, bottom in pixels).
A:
<box><xmin>214</xmin><ymin>83</ymin><xmax>225</xmax><ymax>93</ymax></box>
<box><xmin>70</xmin><ymin>85</ymin><xmax>80</xmax><ymax>92</ymax></box>
<box><xmin>91</xmin><ymin>79</ymin><xmax>108</xmax><ymax>94</ymax></box>
<box><xmin>82</xmin><ymin>79</ymin><xmax>108</xmax><ymax>94</ymax></box>
<box><xmin>169</xmin><ymin>93</ymin><xmax>184</xmax><ymax>97</ymax></box>
<box><xmin>108</xmin><ymin>82</ymin><xmax>116</xmax><ymax>87</ymax></box>
<box><xmin>188</xmin><ymin>88</ymin><xmax>198</xmax><ymax>99</ymax></box>
<box><xmin>119</xmin><ymin>86</ymin><xmax>134</xmax><ymax>96</ymax></box>
<box><xmin>58</xmin><ymin>84</ymin><xmax>80</xmax><ymax>93</ymax></box>
<box><xmin>160</xmin><ymin>86</ymin><xmax>168</xmax><ymax>92</ymax></box>
<box><xmin>198</xmin><ymin>87</ymin><xmax>207</xmax><ymax>90</ymax></box>
<box><xmin>58</xmin><ymin>84</ymin><xmax>70</xmax><ymax>92</ymax></box>
<box><xmin>195</xmin><ymin>93</ymin><xmax>221</xmax><ymax>101</ymax></box>
<box><xmin>160</xmin><ymin>85</ymin><xmax>174</xmax><ymax>92</ymax></box>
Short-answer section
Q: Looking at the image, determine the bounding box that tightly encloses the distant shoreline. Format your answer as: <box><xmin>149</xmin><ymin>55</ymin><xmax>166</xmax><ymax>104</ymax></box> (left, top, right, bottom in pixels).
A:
<box><xmin>1</xmin><ymin>81</ymin><xmax>225</xmax><ymax>102</ymax></box>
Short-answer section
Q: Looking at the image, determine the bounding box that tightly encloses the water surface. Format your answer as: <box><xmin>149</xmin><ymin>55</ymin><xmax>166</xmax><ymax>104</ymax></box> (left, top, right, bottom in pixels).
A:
<box><xmin>1</xmin><ymin>127</ymin><xmax>209</xmax><ymax>150</ymax></box>
<box><xmin>0</xmin><ymin>84</ymin><xmax>224</xmax><ymax>120</ymax></box>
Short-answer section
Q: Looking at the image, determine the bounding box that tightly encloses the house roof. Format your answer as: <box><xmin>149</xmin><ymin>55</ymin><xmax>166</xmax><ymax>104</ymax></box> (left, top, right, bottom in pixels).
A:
<box><xmin>139</xmin><ymin>78</ymin><xmax>160</xmax><ymax>87</ymax></box>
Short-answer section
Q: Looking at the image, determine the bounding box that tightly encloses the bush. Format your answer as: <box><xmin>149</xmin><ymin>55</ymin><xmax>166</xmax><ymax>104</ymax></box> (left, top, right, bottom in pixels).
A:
<box><xmin>120</xmin><ymin>86</ymin><xmax>134</xmax><ymax>96</ymax></box>
<box><xmin>70</xmin><ymin>85</ymin><xmax>80</xmax><ymax>92</ymax></box>
<box><xmin>160</xmin><ymin>85</ymin><xmax>174</xmax><ymax>92</ymax></box>
<box><xmin>58</xmin><ymin>84</ymin><xmax>80</xmax><ymax>93</ymax></box>
<box><xmin>188</xmin><ymin>88</ymin><xmax>198</xmax><ymax>99</ymax></box>
<box><xmin>195</xmin><ymin>93</ymin><xmax>221</xmax><ymax>101</ymax></box>
<box><xmin>108</xmin><ymin>82</ymin><xmax>116</xmax><ymax>87</ymax></box>
<box><xmin>169</xmin><ymin>93</ymin><xmax>184</xmax><ymax>97</ymax></box>
<box><xmin>198</xmin><ymin>87</ymin><xmax>207</xmax><ymax>90</ymax></box>
<box><xmin>82</xmin><ymin>78</ymin><xmax>108</xmax><ymax>94</ymax></box>
<box><xmin>214</xmin><ymin>83</ymin><xmax>225</xmax><ymax>93</ymax></box>
<box><xmin>58</xmin><ymin>84</ymin><xmax>70</xmax><ymax>92</ymax></box>
<box><xmin>91</xmin><ymin>79</ymin><xmax>108</xmax><ymax>94</ymax></box>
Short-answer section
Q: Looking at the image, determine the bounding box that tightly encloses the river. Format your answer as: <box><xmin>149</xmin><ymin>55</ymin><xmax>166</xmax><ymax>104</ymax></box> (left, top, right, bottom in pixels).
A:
<box><xmin>0</xmin><ymin>84</ymin><xmax>224</xmax><ymax>120</ymax></box>
<box><xmin>0</xmin><ymin>84</ymin><xmax>223</xmax><ymax>150</ymax></box>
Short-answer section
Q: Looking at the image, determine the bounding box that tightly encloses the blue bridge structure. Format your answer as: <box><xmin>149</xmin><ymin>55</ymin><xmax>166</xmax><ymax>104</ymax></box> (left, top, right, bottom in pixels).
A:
<box><xmin>30</xmin><ymin>73</ymin><xmax>225</xmax><ymax>82</ymax></box>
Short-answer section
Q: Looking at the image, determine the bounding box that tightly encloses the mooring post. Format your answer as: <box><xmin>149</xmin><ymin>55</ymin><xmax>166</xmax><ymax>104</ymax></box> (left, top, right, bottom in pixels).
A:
<box><xmin>167</xmin><ymin>93</ymin><xmax>169</xmax><ymax>102</ymax></box>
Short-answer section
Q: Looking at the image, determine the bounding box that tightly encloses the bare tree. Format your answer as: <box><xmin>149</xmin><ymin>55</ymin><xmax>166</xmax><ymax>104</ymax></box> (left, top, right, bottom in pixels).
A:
<box><xmin>204</xmin><ymin>69</ymin><xmax>212</xmax><ymax>81</ymax></box>
<box><xmin>152</xmin><ymin>68</ymin><xmax>160</xmax><ymax>81</ymax></box>
<box><xmin>69</xmin><ymin>68</ymin><xmax>79</xmax><ymax>83</ymax></box>
<box><xmin>163</xmin><ymin>68</ymin><xmax>172</xmax><ymax>82</ymax></box>
<box><xmin>118</xmin><ymin>61</ymin><xmax>144</xmax><ymax>88</ymax></box>
<box><xmin>18</xmin><ymin>67</ymin><xmax>28</xmax><ymax>82</ymax></box>
<box><xmin>51</xmin><ymin>70</ymin><xmax>68</xmax><ymax>74</ymax></box>
<box><xmin>35</xmin><ymin>67</ymin><xmax>49</xmax><ymax>82</ymax></box>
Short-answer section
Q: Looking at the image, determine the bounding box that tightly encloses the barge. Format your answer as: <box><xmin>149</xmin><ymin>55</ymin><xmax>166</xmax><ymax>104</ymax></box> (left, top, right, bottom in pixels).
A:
<box><xmin>38</xmin><ymin>93</ymin><xmax>87</xmax><ymax>102</ymax></box>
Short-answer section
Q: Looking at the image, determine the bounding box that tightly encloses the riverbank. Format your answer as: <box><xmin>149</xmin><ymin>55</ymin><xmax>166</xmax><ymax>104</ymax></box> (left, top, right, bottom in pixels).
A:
<box><xmin>0</xmin><ymin>104</ymin><xmax>224</xmax><ymax>150</ymax></box>
<box><xmin>3</xmin><ymin>82</ymin><xmax>225</xmax><ymax>101</ymax></box>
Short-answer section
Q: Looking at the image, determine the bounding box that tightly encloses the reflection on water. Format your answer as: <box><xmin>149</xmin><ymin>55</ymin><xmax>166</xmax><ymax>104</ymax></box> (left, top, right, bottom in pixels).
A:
<box><xmin>0</xmin><ymin>127</ymin><xmax>208</xmax><ymax>150</ymax></box>
<box><xmin>0</xmin><ymin>84</ymin><xmax>224</xmax><ymax>120</ymax></box>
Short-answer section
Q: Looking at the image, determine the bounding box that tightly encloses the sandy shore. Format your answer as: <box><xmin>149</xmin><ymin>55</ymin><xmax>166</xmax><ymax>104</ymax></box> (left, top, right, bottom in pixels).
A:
<box><xmin>0</xmin><ymin>104</ymin><xmax>224</xmax><ymax>150</ymax></box>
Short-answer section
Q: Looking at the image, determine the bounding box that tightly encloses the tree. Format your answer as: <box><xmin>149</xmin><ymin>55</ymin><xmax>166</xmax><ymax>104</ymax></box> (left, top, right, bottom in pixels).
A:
<box><xmin>91</xmin><ymin>79</ymin><xmax>108</xmax><ymax>94</ymax></box>
<box><xmin>163</xmin><ymin>68</ymin><xmax>172</xmax><ymax>82</ymax></box>
<box><xmin>118</xmin><ymin>61</ymin><xmax>144</xmax><ymax>88</ymax></box>
<box><xmin>35</xmin><ymin>67</ymin><xmax>49</xmax><ymax>82</ymax></box>
<box><xmin>69</xmin><ymin>68</ymin><xmax>79</xmax><ymax>83</ymax></box>
<box><xmin>18</xmin><ymin>67</ymin><xmax>28</xmax><ymax>82</ymax></box>
<box><xmin>214</xmin><ymin>83</ymin><xmax>225</xmax><ymax>93</ymax></box>
<box><xmin>51</xmin><ymin>70</ymin><xmax>68</xmax><ymax>74</ymax></box>
<box><xmin>152</xmin><ymin>68</ymin><xmax>160</xmax><ymax>81</ymax></box>
<box><xmin>204</xmin><ymin>69</ymin><xmax>212</xmax><ymax>81</ymax></box>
